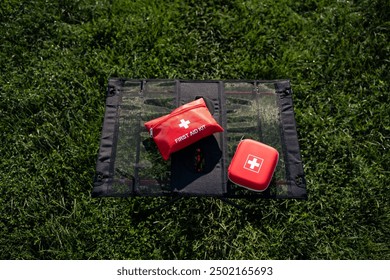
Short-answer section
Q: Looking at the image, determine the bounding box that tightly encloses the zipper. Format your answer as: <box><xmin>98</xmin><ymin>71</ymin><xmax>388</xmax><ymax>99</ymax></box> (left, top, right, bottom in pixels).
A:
<box><xmin>149</xmin><ymin>101</ymin><xmax>205</xmax><ymax>137</ymax></box>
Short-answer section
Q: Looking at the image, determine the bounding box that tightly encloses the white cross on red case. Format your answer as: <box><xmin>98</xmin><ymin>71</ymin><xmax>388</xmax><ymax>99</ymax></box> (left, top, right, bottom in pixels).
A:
<box><xmin>228</xmin><ymin>139</ymin><xmax>279</xmax><ymax>192</ymax></box>
<box><xmin>179</xmin><ymin>119</ymin><xmax>191</xmax><ymax>129</ymax></box>
<box><xmin>244</xmin><ymin>154</ymin><xmax>263</xmax><ymax>173</ymax></box>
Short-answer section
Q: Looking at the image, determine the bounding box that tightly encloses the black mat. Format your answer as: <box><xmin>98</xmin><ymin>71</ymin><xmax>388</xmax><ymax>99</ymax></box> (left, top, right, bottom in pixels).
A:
<box><xmin>92</xmin><ymin>79</ymin><xmax>307</xmax><ymax>199</ymax></box>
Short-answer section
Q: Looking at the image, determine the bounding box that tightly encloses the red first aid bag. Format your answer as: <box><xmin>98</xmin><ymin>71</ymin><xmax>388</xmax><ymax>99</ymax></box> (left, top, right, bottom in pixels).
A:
<box><xmin>144</xmin><ymin>98</ymin><xmax>224</xmax><ymax>160</ymax></box>
<box><xmin>228</xmin><ymin>139</ymin><xmax>279</xmax><ymax>192</ymax></box>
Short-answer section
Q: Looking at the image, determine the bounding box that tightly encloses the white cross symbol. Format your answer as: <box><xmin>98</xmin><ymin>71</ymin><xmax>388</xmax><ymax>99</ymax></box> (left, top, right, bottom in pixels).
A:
<box><xmin>244</xmin><ymin>154</ymin><xmax>263</xmax><ymax>173</ymax></box>
<box><xmin>179</xmin><ymin>119</ymin><xmax>190</xmax><ymax>129</ymax></box>
<box><xmin>247</xmin><ymin>158</ymin><xmax>260</xmax><ymax>170</ymax></box>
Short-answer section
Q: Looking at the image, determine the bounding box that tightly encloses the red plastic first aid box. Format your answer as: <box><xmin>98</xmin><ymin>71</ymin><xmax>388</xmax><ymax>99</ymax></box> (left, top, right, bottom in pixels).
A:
<box><xmin>228</xmin><ymin>139</ymin><xmax>279</xmax><ymax>192</ymax></box>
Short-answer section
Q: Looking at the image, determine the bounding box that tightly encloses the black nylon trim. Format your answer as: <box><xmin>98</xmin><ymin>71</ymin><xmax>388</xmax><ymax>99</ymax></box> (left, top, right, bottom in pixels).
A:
<box><xmin>92</xmin><ymin>79</ymin><xmax>123</xmax><ymax>197</ymax></box>
<box><xmin>275</xmin><ymin>81</ymin><xmax>307</xmax><ymax>199</ymax></box>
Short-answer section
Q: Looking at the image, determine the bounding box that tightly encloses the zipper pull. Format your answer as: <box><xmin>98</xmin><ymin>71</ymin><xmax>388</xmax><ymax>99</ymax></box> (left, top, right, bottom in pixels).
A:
<box><xmin>149</xmin><ymin>128</ymin><xmax>153</xmax><ymax>137</ymax></box>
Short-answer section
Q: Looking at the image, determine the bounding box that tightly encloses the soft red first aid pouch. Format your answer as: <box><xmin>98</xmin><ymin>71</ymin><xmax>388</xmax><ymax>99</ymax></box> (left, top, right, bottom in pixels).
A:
<box><xmin>144</xmin><ymin>98</ymin><xmax>224</xmax><ymax>160</ymax></box>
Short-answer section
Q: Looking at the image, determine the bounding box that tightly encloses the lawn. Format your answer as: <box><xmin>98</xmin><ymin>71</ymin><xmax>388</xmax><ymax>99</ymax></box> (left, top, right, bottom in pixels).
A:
<box><xmin>0</xmin><ymin>0</ymin><xmax>389</xmax><ymax>259</ymax></box>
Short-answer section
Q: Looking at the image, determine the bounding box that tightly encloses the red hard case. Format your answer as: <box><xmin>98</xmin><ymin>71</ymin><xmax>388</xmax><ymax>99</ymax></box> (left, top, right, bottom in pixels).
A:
<box><xmin>228</xmin><ymin>139</ymin><xmax>279</xmax><ymax>192</ymax></box>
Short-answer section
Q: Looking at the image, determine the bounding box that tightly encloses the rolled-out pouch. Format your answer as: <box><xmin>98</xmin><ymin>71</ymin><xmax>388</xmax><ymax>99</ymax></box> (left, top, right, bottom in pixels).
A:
<box><xmin>228</xmin><ymin>139</ymin><xmax>279</xmax><ymax>192</ymax></box>
<box><xmin>144</xmin><ymin>98</ymin><xmax>224</xmax><ymax>160</ymax></box>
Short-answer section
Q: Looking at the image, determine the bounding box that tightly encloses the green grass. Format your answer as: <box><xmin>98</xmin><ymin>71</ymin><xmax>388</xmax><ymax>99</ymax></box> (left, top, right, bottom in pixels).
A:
<box><xmin>0</xmin><ymin>0</ymin><xmax>389</xmax><ymax>259</ymax></box>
